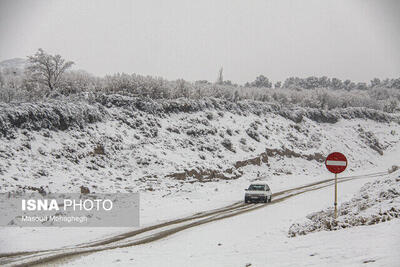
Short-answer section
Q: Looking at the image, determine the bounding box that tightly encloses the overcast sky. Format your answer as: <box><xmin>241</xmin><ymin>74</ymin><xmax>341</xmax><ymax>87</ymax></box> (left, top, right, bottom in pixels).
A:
<box><xmin>0</xmin><ymin>0</ymin><xmax>399</xmax><ymax>84</ymax></box>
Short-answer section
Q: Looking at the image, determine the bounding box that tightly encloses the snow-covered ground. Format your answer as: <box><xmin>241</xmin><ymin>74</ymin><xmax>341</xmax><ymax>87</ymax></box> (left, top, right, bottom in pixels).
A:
<box><xmin>0</xmin><ymin>142</ymin><xmax>399</xmax><ymax>258</ymax></box>
<box><xmin>59</xmin><ymin>171</ymin><xmax>400</xmax><ymax>267</ymax></box>
<box><xmin>288</xmin><ymin>174</ymin><xmax>400</xmax><ymax>237</ymax></box>
<box><xmin>0</xmin><ymin>100</ymin><xmax>399</xmax><ymax>266</ymax></box>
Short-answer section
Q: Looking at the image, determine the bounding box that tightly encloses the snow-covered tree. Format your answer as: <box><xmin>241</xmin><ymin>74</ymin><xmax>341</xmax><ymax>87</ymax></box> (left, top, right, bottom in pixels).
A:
<box><xmin>318</xmin><ymin>76</ymin><xmax>331</xmax><ymax>88</ymax></box>
<box><xmin>27</xmin><ymin>48</ymin><xmax>74</xmax><ymax>91</ymax></box>
<box><xmin>175</xmin><ymin>79</ymin><xmax>190</xmax><ymax>98</ymax></box>
<box><xmin>370</xmin><ymin>78</ymin><xmax>381</xmax><ymax>88</ymax></box>
<box><xmin>391</xmin><ymin>78</ymin><xmax>400</xmax><ymax>89</ymax></box>
<box><xmin>59</xmin><ymin>70</ymin><xmax>96</xmax><ymax>95</ymax></box>
<box><xmin>248</xmin><ymin>75</ymin><xmax>272</xmax><ymax>88</ymax></box>
<box><xmin>304</xmin><ymin>76</ymin><xmax>319</xmax><ymax>89</ymax></box>
<box><xmin>356</xmin><ymin>82</ymin><xmax>368</xmax><ymax>90</ymax></box>
<box><xmin>331</xmin><ymin>78</ymin><xmax>343</xmax><ymax>90</ymax></box>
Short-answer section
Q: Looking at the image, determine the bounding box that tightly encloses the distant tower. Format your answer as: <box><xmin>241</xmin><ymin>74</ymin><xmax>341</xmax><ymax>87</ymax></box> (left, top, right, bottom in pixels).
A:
<box><xmin>216</xmin><ymin>67</ymin><xmax>223</xmax><ymax>85</ymax></box>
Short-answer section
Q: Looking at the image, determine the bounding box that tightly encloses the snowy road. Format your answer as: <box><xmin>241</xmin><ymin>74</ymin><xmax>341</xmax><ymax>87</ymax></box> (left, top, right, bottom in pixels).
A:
<box><xmin>0</xmin><ymin>172</ymin><xmax>389</xmax><ymax>267</ymax></box>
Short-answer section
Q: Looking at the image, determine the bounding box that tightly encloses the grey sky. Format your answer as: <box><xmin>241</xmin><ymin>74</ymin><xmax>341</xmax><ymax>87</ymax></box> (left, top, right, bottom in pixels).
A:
<box><xmin>0</xmin><ymin>0</ymin><xmax>399</xmax><ymax>84</ymax></box>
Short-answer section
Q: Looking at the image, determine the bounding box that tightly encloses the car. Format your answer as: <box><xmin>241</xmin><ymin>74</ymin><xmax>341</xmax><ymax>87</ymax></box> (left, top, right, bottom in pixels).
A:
<box><xmin>244</xmin><ymin>182</ymin><xmax>272</xmax><ymax>203</ymax></box>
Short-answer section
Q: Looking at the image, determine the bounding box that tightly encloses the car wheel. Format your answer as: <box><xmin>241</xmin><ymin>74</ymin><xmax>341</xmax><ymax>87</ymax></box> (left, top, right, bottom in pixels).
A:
<box><xmin>264</xmin><ymin>196</ymin><xmax>268</xmax><ymax>203</ymax></box>
<box><xmin>269</xmin><ymin>196</ymin><xmax>272</xmax><ymax>203</ymax></box>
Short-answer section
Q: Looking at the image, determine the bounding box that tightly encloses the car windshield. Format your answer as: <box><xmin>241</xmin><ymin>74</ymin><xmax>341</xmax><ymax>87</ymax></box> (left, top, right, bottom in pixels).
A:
<box><xmin>248</xmin><ymin>184</ymin><xmax>265</xmax><ymax>191</ymax></box>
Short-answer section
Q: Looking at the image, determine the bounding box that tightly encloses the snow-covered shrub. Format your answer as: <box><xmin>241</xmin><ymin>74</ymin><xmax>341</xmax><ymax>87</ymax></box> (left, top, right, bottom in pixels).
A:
<box><xmin>246</xmin><ymin>122</ymin><xmax>260</xmax><ymax>142</ymax></box>
<box><xmin>166</xmin><ymin>126</ymin><xmax>180</xmax><ymax>134</ymax></box>
<box><xmin>221</xmin><ymin>138</ymin><xmax>235</xmax><ymax>153</ymax></box>
<box><xmin>206</xmin><ymin>112</ymin><xmax>214</xmax><ymax>120</ymax></box>
<box><xmin>186</xmin><ymin>126</ymin><xmax>217</xmax><ymax>137</ymax></box>
<box><xmin>357</xmin><ymin>127</ymin><xmax>384</xmax><ymax>155</ymax></box>
<box><xmin>0</xmin><ymin>95</ymin><xmax>399</xmax><ymax>139</ymax></box>
<box><xmin>0</xmin><ymin>101</ymin><xmax>106</xmax><ymax>137</ymax></box>
<box><xmin>288</xmin><ymin>175</ymin><xmax>400</xmax><ymax>237</ymax></box>
<box><xmin>93</xmin><ymin>94</ymin><xmax>400</xmax><ymax>124</ymax></box>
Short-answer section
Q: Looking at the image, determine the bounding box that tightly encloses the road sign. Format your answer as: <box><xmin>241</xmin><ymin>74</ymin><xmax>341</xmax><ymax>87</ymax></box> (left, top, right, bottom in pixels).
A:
<box><xmin>325</xmin><ymin>152</ymin><xmax>348</xmax><ymax>219</ymax></box>
<box><xmin>325</xmin><ymin>152</ymin><xmax>347</xmax><ymax>174</ymax></box>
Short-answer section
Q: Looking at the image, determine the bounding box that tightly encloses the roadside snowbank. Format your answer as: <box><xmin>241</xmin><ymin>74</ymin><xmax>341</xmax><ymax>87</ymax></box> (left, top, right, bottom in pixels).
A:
<box><xmin>288</xmin><ymin>173</ymin><xmax>400</xmax><ymax>237</ymax></box>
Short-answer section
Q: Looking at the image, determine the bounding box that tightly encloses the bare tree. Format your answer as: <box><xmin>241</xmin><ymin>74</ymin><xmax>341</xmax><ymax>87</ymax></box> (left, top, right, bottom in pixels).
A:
<box><xmin>27</xmin><ymin>48</ymin><xmax>74</xmax><ymax>91</ymax></box>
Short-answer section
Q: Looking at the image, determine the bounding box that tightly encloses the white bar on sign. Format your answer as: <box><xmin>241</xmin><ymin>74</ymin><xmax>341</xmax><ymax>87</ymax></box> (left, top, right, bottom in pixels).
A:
<box><xmin>326</xmin><ymin>160</ymin><xmax>347</xmax><ymax>166</ymax></box>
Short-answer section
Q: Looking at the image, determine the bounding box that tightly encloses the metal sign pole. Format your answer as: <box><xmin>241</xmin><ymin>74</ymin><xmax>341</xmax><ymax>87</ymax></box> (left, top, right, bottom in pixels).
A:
<box><xmin>334</xmin><ymin>173</ymin><xmax>338</xmax><ymax>219</ymax></box>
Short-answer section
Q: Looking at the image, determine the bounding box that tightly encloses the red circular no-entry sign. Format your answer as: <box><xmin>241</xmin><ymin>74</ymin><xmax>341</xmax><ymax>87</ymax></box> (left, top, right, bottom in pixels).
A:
<box><xmin>325</xmin><ymin>152</ymin><xmax>348</xmax><ymax>174</ymax></box>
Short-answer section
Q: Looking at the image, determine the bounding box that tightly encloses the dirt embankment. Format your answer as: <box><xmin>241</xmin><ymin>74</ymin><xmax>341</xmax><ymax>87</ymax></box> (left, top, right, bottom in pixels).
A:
<box><xmin>166</xmin><ymin>148</ymin><xmax>325</xmax><ymax>181</ymax></box>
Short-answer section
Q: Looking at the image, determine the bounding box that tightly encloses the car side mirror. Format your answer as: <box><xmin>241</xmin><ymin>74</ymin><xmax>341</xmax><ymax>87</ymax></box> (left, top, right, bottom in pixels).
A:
<box><xmin>245</xmin><ymin>189</ymin><xmax>248</xmax><ymax>191</ymax></box>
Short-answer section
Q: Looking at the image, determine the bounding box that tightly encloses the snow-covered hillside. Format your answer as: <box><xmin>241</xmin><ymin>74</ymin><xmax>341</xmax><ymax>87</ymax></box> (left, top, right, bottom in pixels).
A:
<box><xmin>0</xmin><ymin>95</ymin><xmax>399</xmax><ymax>195</ymax></box>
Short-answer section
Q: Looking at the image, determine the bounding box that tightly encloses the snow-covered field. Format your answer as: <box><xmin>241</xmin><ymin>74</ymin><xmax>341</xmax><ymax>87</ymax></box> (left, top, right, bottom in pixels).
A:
<box><xmin>0</xmin><ymin>99</ymin><xmax>400</xmax><ymax>266</ymax></box>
